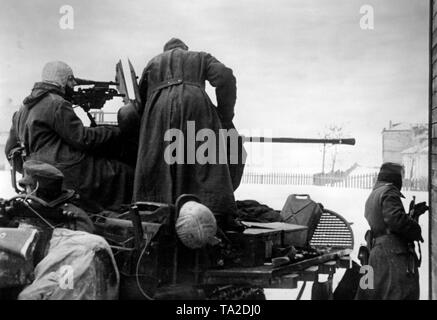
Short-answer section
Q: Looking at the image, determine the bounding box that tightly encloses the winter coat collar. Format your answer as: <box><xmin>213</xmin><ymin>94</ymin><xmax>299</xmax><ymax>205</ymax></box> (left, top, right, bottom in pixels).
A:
<box><xmin>23</xmin><ymin>82</ymin><xmax>65</xmax><ymax>109</ymax></box>
<box><xmin>373</xmin><ymin>180</ymin><xmax>405</xmax><ymax>198</ymax></box>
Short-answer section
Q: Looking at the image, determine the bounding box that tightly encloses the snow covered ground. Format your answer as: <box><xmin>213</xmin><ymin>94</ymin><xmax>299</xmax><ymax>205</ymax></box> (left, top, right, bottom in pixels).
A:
<box><xmin>0</xmin><ymin>170</ymin><xmax>429</xmax><ymax>300</ymax></box>
<box><xmin>0</xmin><ymin>170</ymin><xmax>16</xmax><ymax>199</ymax></box>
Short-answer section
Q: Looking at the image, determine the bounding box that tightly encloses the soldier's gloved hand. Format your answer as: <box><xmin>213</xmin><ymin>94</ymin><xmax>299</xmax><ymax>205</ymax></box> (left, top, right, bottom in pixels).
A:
<box><xmin>414</xmin><ymin>202</ymin><xmax>429</xmax><ymax>213</ymax></box>
<box><xmin>412</xmin><ymin>202</ymin><xmax>429</xmax><ymax>221</ymax></box>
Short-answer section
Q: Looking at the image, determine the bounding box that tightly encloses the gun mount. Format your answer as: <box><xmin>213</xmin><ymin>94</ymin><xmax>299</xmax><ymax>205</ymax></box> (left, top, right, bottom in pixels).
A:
<box><xmin>72</xmin><ymin>78</ymin><xmax>125</xmax><ymax>127</ymax></box>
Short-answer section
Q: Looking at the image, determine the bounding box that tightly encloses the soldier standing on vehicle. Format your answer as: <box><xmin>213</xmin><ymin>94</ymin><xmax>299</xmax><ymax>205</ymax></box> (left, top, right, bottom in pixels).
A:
<box><xmin>355</xmin><ymin>162</ymin><xmax>427</xmax><ymax>300</ymax></box>
<box><xmin>133</xmin><ymin>38</ymin><xmax>244</xmax><ymax>230</ymax></box>
<box><xmin>5</xmin><ymin>61</ymin><xmax>134</xmax><ymax>212</ymax></box>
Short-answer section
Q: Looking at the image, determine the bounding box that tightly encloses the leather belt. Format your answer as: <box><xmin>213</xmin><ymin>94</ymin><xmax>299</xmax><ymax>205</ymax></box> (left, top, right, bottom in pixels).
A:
<box><xmin>373</xmin><ymin>228</ymin><xmax>391</xmax><ymax>239</ymax></box>
<box><xmin>373</xmin><ymin>233</ymin><xmax>409</xmax><ymax>248</ymax></box>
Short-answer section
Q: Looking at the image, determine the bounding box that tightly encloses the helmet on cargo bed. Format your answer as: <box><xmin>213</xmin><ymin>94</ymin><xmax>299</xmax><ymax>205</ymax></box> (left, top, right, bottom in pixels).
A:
<box><xmin>175</xmin><ymin>201</ymin><xmax>218</xmax><ymax>249</ymax></box>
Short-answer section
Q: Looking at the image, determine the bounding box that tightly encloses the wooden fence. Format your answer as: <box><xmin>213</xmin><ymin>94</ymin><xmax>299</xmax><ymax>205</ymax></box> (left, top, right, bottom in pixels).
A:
<box><xmin>313</xmin><ymin>173</ymin><xmax>378</xmax><ymax>189</ymax></box>
<box><xmin>241</xmin><ymin>171</ymin><xmax>428</xmax><ymax>191</ymax></box>
<box><xmin>242</xmin><ymin>172</ymin><xmax>313</xmax><ymax>185</ymax></box>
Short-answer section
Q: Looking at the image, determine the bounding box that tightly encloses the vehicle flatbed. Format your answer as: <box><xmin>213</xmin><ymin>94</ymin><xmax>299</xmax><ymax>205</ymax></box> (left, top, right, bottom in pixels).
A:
<box><xmin>204</xmin><ymin>248</ymin><xmax>352</xmax><ymax>290</ymax></box>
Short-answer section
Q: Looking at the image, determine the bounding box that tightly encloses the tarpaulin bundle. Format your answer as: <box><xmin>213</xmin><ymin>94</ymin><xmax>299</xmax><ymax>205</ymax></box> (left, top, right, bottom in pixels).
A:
<box><xmin>18</xmin><ymin>228</ymin><xmax>119</xmax><ymax>300</ymax></box>
<box><xmin>235</xmin><ymin>200</ymin><xmax>283</xmax><ymax>223</ymax></box>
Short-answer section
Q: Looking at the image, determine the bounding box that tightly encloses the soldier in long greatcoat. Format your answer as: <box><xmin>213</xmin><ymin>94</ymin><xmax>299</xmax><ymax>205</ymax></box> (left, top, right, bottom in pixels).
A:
<box><xmin>134</xmin><ymin>38</ymin><xmax>245</xmax><ymax>229</ymax></box>
<box><xmin>356</xmin><ymin>162</ymin><xmax>424</xmax><ymax>300</ymax></box>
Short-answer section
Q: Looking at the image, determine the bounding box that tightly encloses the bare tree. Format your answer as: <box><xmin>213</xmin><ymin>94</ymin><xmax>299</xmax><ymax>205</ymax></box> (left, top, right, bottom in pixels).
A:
<box><xmin>319</xmin><ymin>124</ymin><xmax>347</xmax><ymax>173</ymax></box>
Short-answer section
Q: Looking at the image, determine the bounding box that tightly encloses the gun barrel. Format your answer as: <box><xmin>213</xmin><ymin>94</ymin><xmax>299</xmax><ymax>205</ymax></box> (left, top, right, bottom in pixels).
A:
<box><xmin>243</xmin><ymin>137</ymin><xmax>356</xmax><ymax>145</ymax></box>
<box><xmin>75</xmin><ymin>77</ymin><xmax>119</xmax><ymax>86</ymax></box>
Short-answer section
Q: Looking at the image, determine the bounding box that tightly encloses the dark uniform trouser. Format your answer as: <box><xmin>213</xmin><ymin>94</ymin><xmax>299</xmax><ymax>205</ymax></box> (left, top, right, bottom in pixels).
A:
<box><xmin>355</xmin><ymin>235</ymin><xmax>419</xmax><ymax>300</ymax></box>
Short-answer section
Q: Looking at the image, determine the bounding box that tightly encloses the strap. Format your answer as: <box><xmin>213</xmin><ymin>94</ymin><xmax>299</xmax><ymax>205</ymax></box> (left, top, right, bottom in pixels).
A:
<box><xmin>14</xmin><ymin>106</ymin><xmax>31</xmax><ymax>159</ymax></box>
<box><xmin>149</xmin><ymin>78</ymin><xmax>203</xmax><ymax>94</ymax></box>
<box><xmin>296</xmin><ymin>281</ymin><xmax>306</xmax><ymax>300</ymax></box>
<box><xmin>46</xmin><ymin>190</ymin><xmax>76</xmax><ymax>208</ymax></box>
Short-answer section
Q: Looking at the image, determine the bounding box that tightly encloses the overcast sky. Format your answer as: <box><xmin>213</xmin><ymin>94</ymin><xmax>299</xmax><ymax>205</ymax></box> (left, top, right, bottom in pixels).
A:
<box><xmin>0</xmin><ymin>0</ymin><xmax>430</xmax><ymax>170</ymax></box>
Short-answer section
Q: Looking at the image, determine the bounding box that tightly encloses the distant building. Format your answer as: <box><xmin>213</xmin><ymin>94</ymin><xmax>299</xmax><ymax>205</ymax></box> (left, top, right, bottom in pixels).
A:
<box><xmin>382</xmin><ymin>121</ymin><xmax>428</xmax><ymax>190</ymax></box>
<box><xmin>402</xmin><ymin>143</ymin><xmax>428</xmax><ymax>180</ymax></box>
<box><xmin>382</xmin><ymin>121</ymin><xmax>427</xmax><ymax>162</ymax></box>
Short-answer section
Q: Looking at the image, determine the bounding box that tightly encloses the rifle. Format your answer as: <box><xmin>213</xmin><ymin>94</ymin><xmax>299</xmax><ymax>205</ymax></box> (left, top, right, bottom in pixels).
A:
<box><xmin>407</xmin><ymin>196</ymin><xmax>428</xmax><ymax>270</ymax></box>
<box><xmin>72</xmin><ymin>78</ymin><xmax>125</xmax><ymax>127</ymax></box>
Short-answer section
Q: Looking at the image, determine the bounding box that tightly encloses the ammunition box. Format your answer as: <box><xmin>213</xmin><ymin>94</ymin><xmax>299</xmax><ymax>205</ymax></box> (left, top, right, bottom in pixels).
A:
<box><xmin>226</xmin><ymin>228</ymin><xmax>282</xmax><ymax>267</ymax></box>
